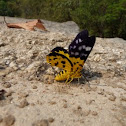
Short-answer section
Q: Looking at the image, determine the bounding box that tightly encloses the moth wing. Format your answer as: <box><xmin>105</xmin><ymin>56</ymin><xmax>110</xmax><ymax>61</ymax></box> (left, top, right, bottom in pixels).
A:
<box><xmin>69</xmin><ymin>30</ymin><xmax>96</xmax><ymax>62</ymax></box>
<box><xmin>46</xmin><ymin>47</ymin><xmax>73</xmax><ymax>72</ymax></box>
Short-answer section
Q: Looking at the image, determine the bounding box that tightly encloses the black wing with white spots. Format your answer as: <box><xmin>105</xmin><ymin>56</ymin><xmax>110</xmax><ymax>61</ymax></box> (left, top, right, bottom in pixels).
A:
<box><xmin>69</xmin><ymin>30</ymin><xmax>96</xmax><ymax>61</ymax></box>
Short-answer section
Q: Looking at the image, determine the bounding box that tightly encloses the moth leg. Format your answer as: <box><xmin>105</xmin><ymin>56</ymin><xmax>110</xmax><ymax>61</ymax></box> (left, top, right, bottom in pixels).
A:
<box><xmin>77</xmin><ymin>78</ymin><xmax>80</xmax><ymax>84</ymax></box>
<box><xmin>67</xmin><ymin>77</ymin><xmax>74</xmax><ymax>84</ymax></box>
<box><xmin>65</xmin><ymin>75</ymin><xmax>70</xmax><ymax>83</ymax></box>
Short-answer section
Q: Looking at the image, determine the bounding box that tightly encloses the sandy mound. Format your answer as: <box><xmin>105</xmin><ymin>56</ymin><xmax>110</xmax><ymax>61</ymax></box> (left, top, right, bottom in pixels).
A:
<box><xmin>0</xmin><ymin>16</ymin><xmax>126</xmax><ymax>126</ymax></box>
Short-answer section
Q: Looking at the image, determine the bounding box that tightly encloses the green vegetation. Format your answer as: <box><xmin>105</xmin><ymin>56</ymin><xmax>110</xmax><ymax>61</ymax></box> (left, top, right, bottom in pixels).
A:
<box><xmin>0</xmin><ymin>0</ymin><xmax>126</xmax><ymax>39</ymax></box>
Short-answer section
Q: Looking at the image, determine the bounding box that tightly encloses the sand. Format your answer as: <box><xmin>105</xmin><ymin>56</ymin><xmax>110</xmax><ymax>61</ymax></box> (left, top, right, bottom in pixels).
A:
<box><xmin>0</xmin><ymin>16</ymin><xmax>126</xmax><ymax>126</ymax></box>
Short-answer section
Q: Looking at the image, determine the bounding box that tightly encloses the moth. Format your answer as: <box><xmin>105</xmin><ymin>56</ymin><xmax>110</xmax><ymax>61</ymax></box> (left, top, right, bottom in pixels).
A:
<box><xmin>46</xmin><ymin>30</ymin><xmax>96</xmax><ymax>83</ymax></box>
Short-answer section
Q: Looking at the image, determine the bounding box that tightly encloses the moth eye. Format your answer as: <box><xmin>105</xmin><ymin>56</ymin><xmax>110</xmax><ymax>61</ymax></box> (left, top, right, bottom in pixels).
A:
<box><xmin>86</xmin><ymin>47</ymin><xmax>92</xmax><ymax>51</ymax></box>
<box><xmin>75</xmin><ymin>52</ymin><xmax>79</xmax><ymax>56</ymax></box>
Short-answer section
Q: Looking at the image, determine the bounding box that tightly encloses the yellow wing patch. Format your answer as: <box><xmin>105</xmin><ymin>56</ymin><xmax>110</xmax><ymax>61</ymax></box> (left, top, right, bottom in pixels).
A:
<box><xmin>46</xmin><ymin>47</ymin><xmax>84</xmax><ymax>83</ymax></box>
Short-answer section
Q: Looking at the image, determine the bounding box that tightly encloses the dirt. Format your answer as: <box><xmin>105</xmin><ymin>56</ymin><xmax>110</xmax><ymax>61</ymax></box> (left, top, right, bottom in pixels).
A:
<box><xmin>0</xmin><ymin>16</ymin><xmax>126</xmax><ymax>126</ymax></box>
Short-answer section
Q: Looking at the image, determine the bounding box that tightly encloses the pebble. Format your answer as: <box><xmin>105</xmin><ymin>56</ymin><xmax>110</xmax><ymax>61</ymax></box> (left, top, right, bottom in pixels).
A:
<box><xmin>91</xmin><ymin>111</ymin><xmax>98</xmax><ymax>116</ymax></box>
<box><xmin>18</xmin><ymin>99</ymin><xmax>29</xmax><ymax>108</ymax></box>
<box><xmin>86</xmin><ymin>100</ymin><xmax>94</xmax><ymax>105</ymax></box>
<box><xmin>48</xmin><ymin>118</ymin><xmax>54</xmax><ymax>123</ymax></box>
<box><xmin>3</xmin><ymin>115</ymin><xmax>15</xmax><ymax>126</ymax></box>
<box><xmin>0</xmin><ymin>115</ymin><xmax>3</xmax><ymax>122</ymax></box>
<box><xmin>3</xmin><ymin>82</ymin><xmax>11</xmax><ymax>88</ymax></box>
<box><xmin>83</xmin><ymin>110</ymin><xmax>90</xmax><ymax>116</ymax></box>
<box><xmin>84</xmin><ymin>84</ymin><xmax>91</xmax><ymax>92</ymax></box>
<box><xmin>108</xmin><ymin>95</ymin><xmax>116</xmax><ymax>101</ymax></box>
<box><xmin>49</xmin><ymin>101</ymin><xmax>56</xmax><ymax>105</ymax></box>
<box><xmin>32</xmin><ymin>119</ymin><xmax>49</xmax><ymax>126</ymax></box>
<box><xmin>18</xmin><ymin>92</ymin><xmax>29</xmax><ymax>99</ymax></box>
<box><xmin>98</xmin><ymin>89</ymin><xmax>104</xmax><ymax>95</ymax></box>
<box><xmin>4</xmin><ymin>90</ymin><xmax>13</xmax><ymax>97</ymax></box>
<box><xmin>32</xmin><ymin>85</ymin><xmax>37</xmax><ymax>89</ymax></box>
<box><xmin>120</xmin><ymin>96</ymin><xmax>126</xmax><ymax>101</ymax></box>
<box><xmin>63</xmin><ymin>104</ymin><xmax>67</xmax><ymax>108</ymax></box>
<box><xmin>77</xmin><ymin>106</ymin><xmax>82</xmax><ymax>110</ymax></box>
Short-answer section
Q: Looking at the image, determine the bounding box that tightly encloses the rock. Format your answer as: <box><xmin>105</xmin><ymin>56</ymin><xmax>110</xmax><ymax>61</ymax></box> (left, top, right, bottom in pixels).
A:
<box><xmin>49</xmin><ymin>101</ymin><xmax>56</xmax><ymax>105</ymax></box>
<box><xmin>32</xmin><ymin>119</ymin><xmax>49</xmax><ymax>126</ymax></box>
<box><xmin>18</xmin><ymin>99</ymin><xmax>29</xmax><ymax>108</ymax></box>
<box><xmin>77</xmin><ymin>106</ymin><xmax>82</xmax><ymax>110</ymax></box>
<box><xmin>93</xmin><ymin>54</ymin><xmax>101</xmax><ymax>62</ymax></box>
<box><xmin>43</xmin><ymin>75</ymin><xmax>54</xmax><ymax>84</ymax></box>
<box><xmin>3</xmin><ymin>115</ymin><xmax>15</xmax><ymax>126</ymax></box>
<box><xmin>86</xmin><ymin>100</ymin><xmax>94</xmax><ymax>105</ymax></box>
<box><xmin>4</xmin><ymin>90</ymin><xmax>13</xmax><ymax>97</ymax></box>
<box><xmin>108</xmin><ymin>95</ymin><xmax>116</xmax><ymax>101</ymax></box>
<box><xmin>18</xmin><ymin>92</ymin><xmax>29</xmax><ymax>99</ymax></box>
<box><xmin>3</xmin><ymin>82</ymin><xmax>11</xmax><ymax>88</ymax></box>
<box><xmin>84</xmin><ymin>84</ymin><xmax>91</xmax><ymax>92</ymax></box>
<box><xmin>48</xmin><ymin>118</ymin><xmax>54</xmax><ymax>123</ymax></box>
<box><xmin>0</xmin><ymin>115</ymin><xmax>3</xmax><ymax>122</ymax></box>
<box><xmin>120</xmin><ymin>96</ymin><xmax>126</xmax><ymax>101</ymax></box>
<box><xmin>32</xmin><ymin>85</ymin><xmax>37</xmax><ymax>89</ymax></box>
<box><xmin>63</xmin><ymin>104</ymin><xmax>67</xmax><ymax>108</ymax></box>
<box><xmin>0</xmin><ymin>67</ymin><xmax>13</xmax><ymax>76</ymax></box>
<box><xmin>91</xmin><ymin>111</ymin><xmax>98</xmax><ymax>116</ymax></box>
<box><xmin>83</xmin><ymin>109</ymin><xmax>90</xmax><ymax>116</ymax></box>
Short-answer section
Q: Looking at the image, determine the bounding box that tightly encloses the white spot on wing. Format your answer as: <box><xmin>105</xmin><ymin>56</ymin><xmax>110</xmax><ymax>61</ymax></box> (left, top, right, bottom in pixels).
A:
<box><xmin>78</xmin><ymin>46</ymin><xmax>82</xmax><ymax>51</ymax></box>
<box><xmin>75</xmin><ymin>52</ymin><xmax>79</xmax><ymax>56</ymax></box>
<box><xmin>82</xmin><ymin>45</ymin><xmax>86</xmax><ymax>49</ymax></box>
<box><xmin>71</xmin><ymin>52</ymin><xmax>74</xmax><ymax>55</ymax></box>
<box><xmin>81</xmin><ymin>53</ymin><xmax>87</xmax><ymax>57</ymax></box>
<box><xmin>86</xmin><ymin>47</ymin><xmax>91</xmax><ymax>51</ymax></box>
<box><xmin>76</xmin><ymin>40</ymin><xmax>79</xmax><ymax>44</ymax></box>
<box><xmin>73</xmin><ymin>45</ymin><xmax>76</xmax><ymax>49</ymax></box>
<box><xmin>79</xmin><ymin>39</ymin><xmax>82</xmax><ymax>42</ymax></box>
<box><xmin>70</xmin><ymin>46</ymin><xmax>72</xmax><ymax>49</ymax></box>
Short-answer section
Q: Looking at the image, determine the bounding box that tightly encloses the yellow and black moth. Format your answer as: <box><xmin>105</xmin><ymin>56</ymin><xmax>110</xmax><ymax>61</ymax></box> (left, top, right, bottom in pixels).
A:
<box><xmin>46</xmin><ymin>30</ymin><xmax>96</xmax><ymax>83</ymax></box>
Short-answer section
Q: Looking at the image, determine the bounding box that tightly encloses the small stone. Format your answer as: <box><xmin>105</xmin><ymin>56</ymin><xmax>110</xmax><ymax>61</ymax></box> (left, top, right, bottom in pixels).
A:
<box><xmin>86</xmin><ymin>100</ymin><xmax>94</xmax><ymax>105</ymax></box>
<box><xmin>32</xmin><ymin>85</ymin><xmax>37</xmax><ymax>89</ymax></box>
<box><xmin>63</xmin><ymin>104</ymin><xmax>67</xmax><ymax>108</ymax></box>
<box><xmin>4</xmin><ymin>91</ymin><xmax>13</xmax><ymax>97</ymax></box>
<box><xmin>120</xmin><ymin>96</ymin><xmax>126</xmax><ymax>101</ymax></box>
<box><xmin>19</xmin><ymin>99</ymin><xmax>29</xmax><ymax>108</ymax></box>
<box><xmin>91</xmin><ymin>111</ymin><xmax>98</xmax><ymax>116</ymax></box>
<box><xmin>32</xmin><ymin>119</ymin><xmax>49</xmax><ymax>126</ymax></box>
<box><xmin>62</xmin><ymin>99</ymin><xmax>67</xmax><ymax>102</ymax></box>
<box><xmin>98</xmin><ymin>89</ymin><xmax>104</xmax><ymax>95</ymax></box>
<box><xmin>18</xmin><ymin>92</ymin><xmax>29</xmax><ymax>99</ymax></box>
<box><xmin>77</xmin><ymin>106</ymin><xmax>82</xmax><ymax>110</ymax></box>
<box><xmin>3</xmin><ymin>115</ymin><xmax>15</xmax><ymax>126</ymax></box>
<box><xmin>84</xmin><ymin>110</ymin><xmax>90</xmax><ymax>116</ymax></box>
<box><xmin>43</xmin><ymin>75</ymin><xmax>54</xmax><ymax>84</ymax></box>
<box><xmin>48</xmin><ymin>118</ymin><xmax>54</xmax><ymax>123</ymax></box>
<box><xmin>91</xmin><ymin>86</ymin><xmax>97</xmax><ymax>91</ymax></box>
<box><xmin>108</xmin><ymin>95</ymin><xmax>116</xmax><ymax>101</ymax></box>
<box><xmin>84</xmin><ymin>84</ymin><xmax>91</xmax><ymax>92</ymax></box>
<box><xmin>3</xmin><ymin>82</ymin><xmax>11</xmax><ymax>88</ymax></box>
<box><xmin>49</xmin><ymin>101</ymin><xmax>56</xmax><ymax>105</ymax></box>
<box><xmin>0</xmin><ymin>115</ymin><xmax>3</xmax><ymax>122</ymax></box>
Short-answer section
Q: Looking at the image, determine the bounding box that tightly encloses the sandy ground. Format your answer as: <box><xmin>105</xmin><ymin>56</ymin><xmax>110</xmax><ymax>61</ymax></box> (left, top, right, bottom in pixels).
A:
<box><xmin>0</xmin><ymin>16</ymin><xmax>126</xmax><ymax>126</ymax></box>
